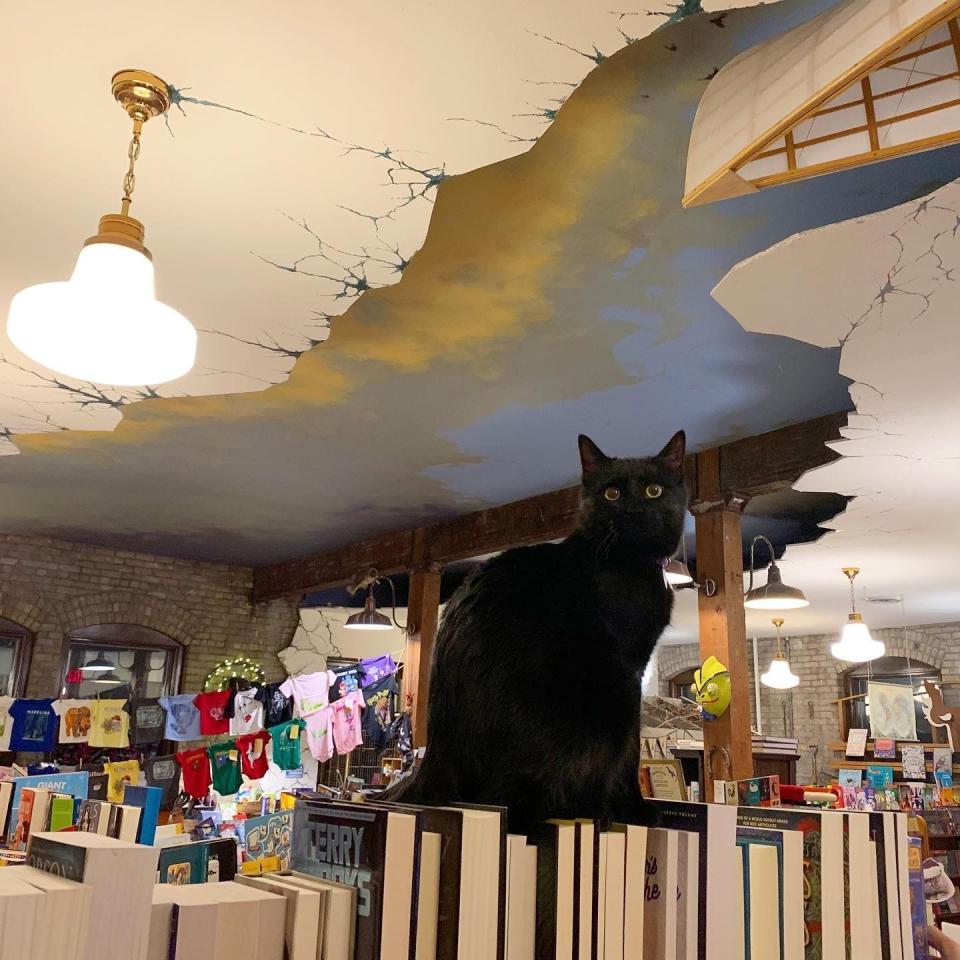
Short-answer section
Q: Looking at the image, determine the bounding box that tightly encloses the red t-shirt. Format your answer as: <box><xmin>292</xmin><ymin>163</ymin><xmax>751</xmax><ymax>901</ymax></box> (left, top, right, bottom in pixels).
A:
<box><xmin>193</xmin><ymin>690</ymin><xmax>231</xmax><ymax>736</ymax></box>
<box><xmin>236</xmin><ymin>730</ymin><xmax>272</xmax><ymax>780</ymax></box>
<box><xmin>176</xmin><ymin>747</ymin><xmax>211</xmax><ymax>799</ymax></box>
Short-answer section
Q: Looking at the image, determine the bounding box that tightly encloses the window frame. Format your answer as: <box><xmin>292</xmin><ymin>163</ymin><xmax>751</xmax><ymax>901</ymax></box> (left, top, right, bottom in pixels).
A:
<box><xmin>58</xmin><ymin>623</ymin><xmax>183</xmax><ymax>700</ymax></box>
<box><xmin>0</xmin><ymin>616</ymin><xmax>32</xmax><ymax>699</ymax></box>
<box><xmin>669</xmin><ymin>667</ymin><xmax>698</xmax><ymax>703</ymax></box>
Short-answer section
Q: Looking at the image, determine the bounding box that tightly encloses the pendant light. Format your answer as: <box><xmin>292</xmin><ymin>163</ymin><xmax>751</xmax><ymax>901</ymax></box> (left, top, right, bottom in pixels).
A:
<box><xmin>344</xmin><ymin>569</ymin><xmax>410</xmax><ymax>632</ymax></box>
<box><xmin>90</xmin><ymin>670</ymin><xmax>123</xmax><ymax>685</ymax></box>
<box><xmin>80</xmin><ymin>653</ymin><xmax>114</xmax><ymax>673</ymax></box>
<box><xmin>831</xmin><ymin>567</ymin><xmax>885</xmax><ymax>662</ymax></box>
<box><xmin>344</xmin><ymin>592</ymin><xmax>394</xmax><ymax>631</ymax></box>
<box><xmin>6</xmin><ymin>70</ymin><xmax>196</xmax><ymax>386</ymax></box>
<box><xmin>761</xmin><ymin>618</ymin><xmax>800</xmax><ymax>689</ymax></box>
<box><xmin>743</xmin><ymin>535</ymin><xmax>810</xmax><ymax>610</ymax></box>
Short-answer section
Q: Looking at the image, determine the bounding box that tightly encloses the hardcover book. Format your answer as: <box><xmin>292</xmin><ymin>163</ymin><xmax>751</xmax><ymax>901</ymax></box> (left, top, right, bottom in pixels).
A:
<box><xmin>158</xmin><ymin>841</ymin><xmax>209</xmax><ymax>884</ymax></box>
<box><xmin>292</xmin><ymin>798</ymin><xmax>422</xmax><ymax>960</ymax></box>
<box><xmin>737</xmin><ymin>806</ymin><xmax>846</xmax><ymax>960</ymax></box>
<box><xmin>653</xmin><ymin>800</ymin><xmax>740</xmax><ymax>960</ymax></box>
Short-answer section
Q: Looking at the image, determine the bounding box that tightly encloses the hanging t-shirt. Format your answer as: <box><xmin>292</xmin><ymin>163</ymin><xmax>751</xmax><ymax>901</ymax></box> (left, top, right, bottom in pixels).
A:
<box><xmin>256</xmin><ymin>681</ymin><xmax>293</xmax><ymax>727</ymax></box>
<box><xmin>104</xmin><ymin>758</ymin><xmax>141</xmax><ymax>804</ymax></box>
<box><xmin>303</xmin><ymin>707</ymin><xmax>335</xmax><ymax>762</ymax></box>
<box><xmin>144</xmin><ymin>753</ymin><xmax>182</xmax><ymax>808</ymax></box>
<box><xmin>360</xmin><ymin>654</ymin><xmax>398</xmax><ymax>688</ymax></box>
<box><xmin>329</xmin><ymin>666</ymin><xmax>364</xmax><ymax>704</ymax></box>
<box><xmin>88</xmin><ymin>699</ymin><xmax>130</xmax><ymax>749</ymax></box>
<box><xmin>126</xmin><ymin>698</ymin><xmax>166</xmax><ymax>745</ymax></box>
<box><xmin>362</xmin><ymin>676</ymin><xmax>400</xmax><ymax>751</ymax></box>
<box><xmin>159</xmin><ymin>694</ymin><xmax>202</xmax><ymax>741</ymax></box>
<box><xmin>176</xmin><ymin>747</ymin><xmax>212</xmax><ymax>799</ymax></box>
<box><xmin>0</xmin><ymin>696</ymin><xmax>13</xmax><ymax>751</ymax></box>
<box><xmin>207</xmin><ymin>741</ymin><xmax>242</xmax><ymax>796</ymax></box>
<box><xmin>53</xmin><ymin>699</ymin><xmax>92</xmax><ymax>744</ymax></box>
<box><xmin>268</xmin><ymin>719</ymin><xmax>306</xmax><ymax>771</ymax></box>
<box><xmin>229</xmin><ymin>686</ymin><xmax>264</xmax><ymax>736</ymax></box>
<box><xmin>331</xmin><ymin>690</ymin><xmax>365</xmax><ymax>754</ymax></box>
<box><xmin>193</xmin><ymin>690</ymin><xmax>231</xmax><ymax>736</ymax></box>
<box><xmin>280</xmin><ymin>671</ymin><xmax>336</xmax><ymax>718</ymax></box>
<box><xmin>8</xmin><ymin>698</ymin><xmax>57</xmax><ymax>752</ymax></box>
<box><xmin>236</xmin><ymin>730</ymin><xmax>271</xmax><ymax>780</ymax></box>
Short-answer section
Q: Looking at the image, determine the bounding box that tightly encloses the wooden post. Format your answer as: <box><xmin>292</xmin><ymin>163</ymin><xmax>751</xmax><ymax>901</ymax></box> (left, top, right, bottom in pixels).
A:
<box><xmin>694</xmin><ymin>449</ymin><xmax>753</xmax><ymax>799</ymax></box>
<box><xmin>404</xmin><ymin>535</ymin><xmax>442</xmax><ymax>748</ymax></box>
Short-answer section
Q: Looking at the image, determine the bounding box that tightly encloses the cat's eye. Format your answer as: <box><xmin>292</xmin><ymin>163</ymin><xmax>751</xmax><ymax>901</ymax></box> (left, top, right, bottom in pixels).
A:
<box><xmin>645</xmin><ymin>483</ymin><xmax>663</xmax><ymax>499</ymax></box>
<box><xmin>604</xmin><ymin>486</ymin><xmax>621</xmax><ymax>502</ymax></box>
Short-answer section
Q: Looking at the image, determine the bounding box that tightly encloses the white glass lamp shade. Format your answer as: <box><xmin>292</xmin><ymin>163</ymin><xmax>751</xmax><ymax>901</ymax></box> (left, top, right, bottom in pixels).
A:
<box><xmin>761</xmin><ymin>654</ymin><xmax>800</xmax><ymax>689</ymax></box>
<box><xmin>830</xmin><ymin>617</ymin><xmax>885</xmax><ymax>663</ymax></box>
<box><xmin>7</xmin><ymin>242</ymin><xmax>196</xmax><ymax>386</ymax></box>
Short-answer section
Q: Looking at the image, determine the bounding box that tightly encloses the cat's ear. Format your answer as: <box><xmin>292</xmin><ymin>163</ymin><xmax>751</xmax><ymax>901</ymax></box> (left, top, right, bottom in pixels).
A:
<box><xmin>578</xmin><ymin>435</ymin><xmax>609</xmax><ymax>482</ymax></box>
<box><xmin>657</xmin><ymin>430</ymin><xmax>686</xmax><ymax>473</ymax></box>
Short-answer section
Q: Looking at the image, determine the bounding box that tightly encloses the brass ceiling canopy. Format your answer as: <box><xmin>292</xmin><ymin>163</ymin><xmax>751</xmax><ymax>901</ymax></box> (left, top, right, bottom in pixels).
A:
<box><xmin>111</xmin><ymin>69</ymin><xmax>171</xmax><ymax>122</ymax></box>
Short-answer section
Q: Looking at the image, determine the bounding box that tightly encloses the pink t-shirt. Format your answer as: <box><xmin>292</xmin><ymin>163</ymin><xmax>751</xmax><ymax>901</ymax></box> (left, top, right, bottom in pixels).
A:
<box><xmin>303</xmin><ymin>706</ymin><xmax>334</xmax><ymax>762</ymax></box>
<box><xmin>331</xmin><ymin>690</ymin><xmax>365</xmax><ymax>754</ymax></box>
<box><xmin>279</xmin><ymin>671</ymin><xmax>336</xmax><ymax>718</ymax></box>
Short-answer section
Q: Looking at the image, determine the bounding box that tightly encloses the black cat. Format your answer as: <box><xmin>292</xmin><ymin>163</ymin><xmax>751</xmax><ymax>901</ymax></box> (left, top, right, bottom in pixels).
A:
<box><xmin>387</xmin><ymin>431</ymin><xmax>687</xmax><ymax>829</ymax></box>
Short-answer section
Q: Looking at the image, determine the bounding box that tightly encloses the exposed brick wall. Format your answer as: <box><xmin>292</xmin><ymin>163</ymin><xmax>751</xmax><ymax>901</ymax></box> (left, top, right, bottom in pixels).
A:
<box><xmin>0</xmin><ymin>534</ymin><xmax>300</xmax><ymax>697</ymax></box>
<box><xmin>656</xmin><ymin>621</ymin><xmax>960</xmax><ymax>785</ymax></box>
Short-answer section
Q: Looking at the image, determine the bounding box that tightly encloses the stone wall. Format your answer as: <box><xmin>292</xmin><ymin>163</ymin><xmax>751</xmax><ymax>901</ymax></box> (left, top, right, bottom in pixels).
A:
<box><xmin>0</xmin><ymin>534</ymin><xmax>300</xmax><ymax>697</ymax></box>
<box><xmin>656</xmin><ymin>621</ymin><xmax>960</xmax><ymax>783</ymax></box>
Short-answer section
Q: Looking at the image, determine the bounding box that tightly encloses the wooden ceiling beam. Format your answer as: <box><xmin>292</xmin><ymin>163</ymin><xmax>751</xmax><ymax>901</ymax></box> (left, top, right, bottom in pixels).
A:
<box><xmin>251</xmin><ymin>410</ymin><xmax>848</xmax><ymax>601</ymax></box>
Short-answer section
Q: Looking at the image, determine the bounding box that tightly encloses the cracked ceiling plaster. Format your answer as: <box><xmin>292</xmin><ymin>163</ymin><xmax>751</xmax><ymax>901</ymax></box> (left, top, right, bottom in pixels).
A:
<box><xmin>703</xmin><ymin>179</ymin><xmax>960</xmax><ymax>643</ymax></box>
<box><xmin>2</xmin><ymin>0</ymin><xmax>960</xmax><ymax>566</ymax></box>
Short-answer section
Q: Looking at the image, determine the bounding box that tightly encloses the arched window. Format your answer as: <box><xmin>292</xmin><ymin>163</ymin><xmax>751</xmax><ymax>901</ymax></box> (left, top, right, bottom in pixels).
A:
<box><xmin>60</xmin><ymin>623</ymin><xmax>182</xmax><ymax>700</ymax></box>
<box><xmin>669</xmin><ymin>667</ymin><xmax>698</xmax><ymax>703</ymax></box>
<box><xmin>0</xmin><ymin>616</ymin><xmax>31</xmax><ymax>697</ymax></box>
<box><xmin>844</xmin><ymin>656</ymin><xmax>941</xmax><ymax>742</ymax></box>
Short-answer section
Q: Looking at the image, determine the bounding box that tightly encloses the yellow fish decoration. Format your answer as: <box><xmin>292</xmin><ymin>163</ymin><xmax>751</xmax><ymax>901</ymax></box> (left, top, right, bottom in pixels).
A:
<box><xmin>693</xmin><ymin>656</ymin><xmax>731</xmax><ymax>720</ymax></box>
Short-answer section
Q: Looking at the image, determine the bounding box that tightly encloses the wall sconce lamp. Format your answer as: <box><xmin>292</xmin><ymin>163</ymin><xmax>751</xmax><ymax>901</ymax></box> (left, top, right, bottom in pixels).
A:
<box><xmin>743</xmin><ymin>535</ymin><xmax>810</xmax><ymax>610</ymax></box>
<box><xmin>664</xmin><ymin>534</ymin><xmax>717</xmax><ymax>596</ymax></box>
<box><xmin>344</xmin><ymin>569</ymin><xmax>412</xmax><ymax>633</ymax></box>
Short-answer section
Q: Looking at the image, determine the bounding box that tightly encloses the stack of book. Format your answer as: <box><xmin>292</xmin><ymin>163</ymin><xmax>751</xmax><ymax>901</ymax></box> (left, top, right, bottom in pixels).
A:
<box><xmin>751</xmin><ymin>736</ymin><xmax>800</xmax><ymax>756</ymax></box>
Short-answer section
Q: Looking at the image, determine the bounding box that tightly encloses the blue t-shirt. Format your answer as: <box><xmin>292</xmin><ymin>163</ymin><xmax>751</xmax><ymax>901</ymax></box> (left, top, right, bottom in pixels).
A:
<box><xmin>158</xmin><ymin>694</ymin><xmax>202</xmax><ymax>741</ymax></box>
<box><xmin>9</xmin><ymin>698</ymin><xmax>57</xmax><ymax>752</ymax></box>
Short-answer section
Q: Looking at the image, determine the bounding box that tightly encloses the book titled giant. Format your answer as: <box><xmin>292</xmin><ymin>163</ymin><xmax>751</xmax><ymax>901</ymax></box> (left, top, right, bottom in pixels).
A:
<box><xmin>292</xmin><ymin>798</ymin><xmax>421</xmax><ymax>960</ymax></box>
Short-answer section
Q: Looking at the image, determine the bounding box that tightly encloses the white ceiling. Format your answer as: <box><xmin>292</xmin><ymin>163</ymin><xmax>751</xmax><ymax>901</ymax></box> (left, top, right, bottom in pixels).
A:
<box><xmin>665</xmin><ymin>176</ymin><xmax>960</xmax><ymax>645</ymax></box>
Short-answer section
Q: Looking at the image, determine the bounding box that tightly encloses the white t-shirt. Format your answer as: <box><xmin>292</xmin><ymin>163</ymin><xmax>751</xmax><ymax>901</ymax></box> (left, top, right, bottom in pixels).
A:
<box><xmin>0</xmin><ymin>696</ymin><xmax>13</xmax><ymax>751</ymax></box>
<box><xmin>229</xmin><ymin>686</ymin><xmax>264</xmax><ymax>736</ymax></box>
<box><xmin>53</xmin><ymin>698</ymin><xmax>94</xmax><ymax>743</ymax></box>
<box><xmin>279</xmin><ymin>671</ymin><xmax>336</xmax><ymax>718</ymax></box>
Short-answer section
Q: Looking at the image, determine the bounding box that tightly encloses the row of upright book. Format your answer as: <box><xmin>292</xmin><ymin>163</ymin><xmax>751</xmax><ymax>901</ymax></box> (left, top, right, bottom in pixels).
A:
<box><xmin>0</xmin><ymin>795</ymin><xmax>937</xmax><ymax>960</ymax></box>
<box><xmin>287</xmin><ymin>793</ymin><xmax>933</xmax><ymax>960</ymax></box>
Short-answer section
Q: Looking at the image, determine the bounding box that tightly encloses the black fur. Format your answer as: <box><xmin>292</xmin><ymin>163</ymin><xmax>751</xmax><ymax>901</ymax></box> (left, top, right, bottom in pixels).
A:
<box><xmin>387</xmin><ymin>431</ymin><xmax>687</xmax><ymax>830</ymax></box>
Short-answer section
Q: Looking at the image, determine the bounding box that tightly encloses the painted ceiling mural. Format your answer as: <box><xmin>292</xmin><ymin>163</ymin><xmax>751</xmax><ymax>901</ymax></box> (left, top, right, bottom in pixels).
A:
<box><xmin>1</xmin><ymin>0</ymin><xmax>959</xmax><ymax>567</ymax></box>
<box><xmin>713</xmin><ymin>176</ymin><xmax>960</xmax><ymax>638</ymax></box>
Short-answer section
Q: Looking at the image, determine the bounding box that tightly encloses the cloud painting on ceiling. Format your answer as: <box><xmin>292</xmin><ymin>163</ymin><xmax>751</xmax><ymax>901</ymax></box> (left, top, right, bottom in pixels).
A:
<box><xmin>1</xmin><ymin>0</ymin><xmax>960</xmax><ymax>564</ymax></box>
<box><xmin>713</xmin><ymin>176</ymin><xmax>960</xmax><ymax>636</ymax></box>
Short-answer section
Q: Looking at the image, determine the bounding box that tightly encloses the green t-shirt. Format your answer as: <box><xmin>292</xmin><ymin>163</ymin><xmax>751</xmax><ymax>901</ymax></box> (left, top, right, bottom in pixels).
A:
<box><xmin>207</xmin><ymin>740</ymin><xmax>242</xmax><ymax>795</ymax></box>
<box><xmin>269</xmin><ymin>719</ymin><xmax>306</xmax><ymax>770</ymax></box>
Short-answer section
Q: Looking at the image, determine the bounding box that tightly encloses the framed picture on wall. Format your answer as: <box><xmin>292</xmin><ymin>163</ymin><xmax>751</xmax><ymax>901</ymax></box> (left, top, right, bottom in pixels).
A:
<box><xmin>640</xmin><ymin>758</ymin><xmax>688</xmax><ymax>801</ymax></box>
